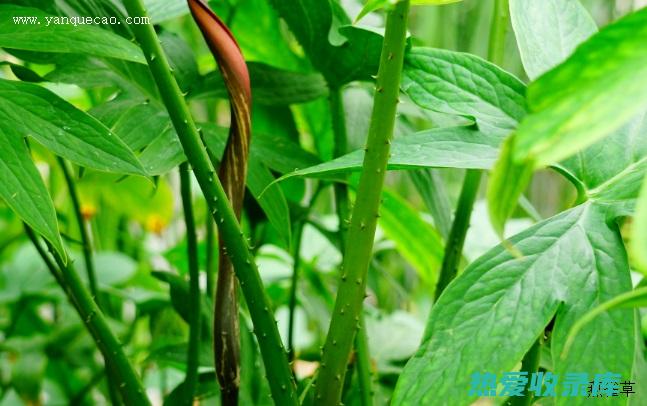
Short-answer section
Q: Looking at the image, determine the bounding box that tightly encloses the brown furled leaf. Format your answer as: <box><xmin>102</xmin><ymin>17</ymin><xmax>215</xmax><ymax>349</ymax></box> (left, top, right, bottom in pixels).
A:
<box><xmin>187</xmin><ymin>0</ymin><xmax>251</xmax><ymax>403</ymax></box>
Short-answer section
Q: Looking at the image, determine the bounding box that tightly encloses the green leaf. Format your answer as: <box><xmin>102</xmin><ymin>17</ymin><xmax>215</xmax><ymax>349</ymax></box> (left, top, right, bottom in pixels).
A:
<box><xmin>509</xmin><ymin>0</ymin><xmax>597</xmax><ymax>80</ymax></box>
<box><xmin>267</xmin><ymin>0</ymin><xmax>384</xmax><ymax>86</ymax></box>
<box><xmin>562</xmin><ymin>286</ymin><xmax>647</xmax><ymax>360</ymax></box>
<box><xmin>0</xmin><ymin>79</ymin><xmax>146</xmax><ymax>176</ymax></box>
<box><xmin>402</xmin><ymin>47</ymin><xmax>527</xmax><ymax>136</ymax></box>
<box><xmin>562</xmin><ymin>113</ymin><xmax>647</xmax><ymax>192</ymax></box>
<box><xmin>144</xmin><ymin>0</ymin><xmax>189</xmax><ymax>24</ymax></box>
<box><xmin>633</xmin><ymin>178</ymin><xmax>647</xmax><ymax>273</ymax></box>
<box><xmin>486</xmin><ymin>135</ymin><xmax>535</xmax><ymax>236</ymax></box>
<box><xmin>514</xmin><ymin>7</ymin><xmax>647</xmax><ymax>166</ymax></box>
<box><xmin>0</xmin><ymin>5</ymin><xmax>145</xmax><ymax>63</ymax></box>
<box><xmin>277</xmin><ymin>126</ymin><xmax>500</xmax><ymax>181</ymax></box>
<box><xmin>356</xmin><ymin>0</ymin><xmax>462</xmax><ymax>23</ymax></box>
<box><xmin>0</xmin><ymin>129</ymin><xmax>64</xmax><ymax>259</ymax></box>
<box><xmin>393</xmin><ymin>203</ymin><xmax>636</xmax><ymax>405</ymax></box>
<box><xmin>0</xmin><ymin>61</ymin><xmax>44</xmax><ymax>83</ymax></box>
<box><xmin>250</xmin><ymin>133</ymin><xmax>321</xmax><ymax>174</ymax></box>
<box><xmin>190</xmin><ymin>62</ymin><xmax>329</xmax><ymax>106</ymax></box>
<box><xmin>380</xmin><ymin>190</ymin><xmax>444</xmax><ymax>288</ymax></box>
<box><xmin>246</xmin><ymin>157</ymin><xmax>292</xmax><ymax>245</ymax></box>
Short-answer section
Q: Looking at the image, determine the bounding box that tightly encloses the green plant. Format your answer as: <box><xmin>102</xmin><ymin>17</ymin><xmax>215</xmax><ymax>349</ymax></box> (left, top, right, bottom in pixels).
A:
<box><xmin>1</xmin><ymin>0</ymin><xmax>647</xmax><ymax>405</ymax></box>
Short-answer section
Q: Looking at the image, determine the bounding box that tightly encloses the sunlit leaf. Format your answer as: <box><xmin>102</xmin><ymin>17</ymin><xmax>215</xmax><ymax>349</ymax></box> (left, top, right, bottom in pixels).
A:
<box><xmin>514</xmin><ymin>6</ymin><xmax>647</xmax><ymax>166</ymax></box>
<box><xmin>394</xmin><ymin>203</ymin><xmax>635</xmax><ymax>405</ymax></box>
<box><xmin>0</xmin><ymin>79</ymin><xmax>146</xmax><ymax>176</ymax></box>
<box><xmin>0</xmin><ymin>5</ymin><xmax>145</xmax><ymax>63</ymax></box>
<box><xmin>510</xmin><ymin>0</ymin><xmax>596</xmax><ymax>80</ymax></box>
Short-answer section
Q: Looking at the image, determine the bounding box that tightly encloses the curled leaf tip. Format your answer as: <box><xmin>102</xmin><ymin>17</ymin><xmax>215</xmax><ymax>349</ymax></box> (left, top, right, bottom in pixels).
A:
<box><xmin>187</xmin><ymin>0</ymin><xmax>251</xmax><ymax>103</ymax></box>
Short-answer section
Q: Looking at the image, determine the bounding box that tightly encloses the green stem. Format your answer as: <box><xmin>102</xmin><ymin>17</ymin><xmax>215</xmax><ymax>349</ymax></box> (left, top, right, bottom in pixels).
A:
<box><xmin>435</xmin><ymin>0</ymin><xmax>509</xmax><ymax>299</ymax></box>
<box><xmin>205</xmin><ymin>215</ymin><xmax>216</xmax><ymax>301</ymax></box>
<box><xmin>507</xmin><ymin>335</ymin><xmax>543</xmax><ymax>406</ymax></box>
<box><xmin>487</xmin><ymin>0</ymin><xmax>510</xmax><ymax>68</ymax></box>
<box><xmin>57</xmin><ymin>157</ymin><xmax>99</xmax><ymax>303</ymax></box>
<box><xmin>287</xmin><ymin>220</ymin><xmax>304</xmax><ymax>361</ymax></box>
<box><xmin>123</xmin><ymin>1</ymin><xmax>297</xmax><ymax>403</ymax></box>
<box><xmin>57</xmin><ymin>158</ymin><xmax>123</xmax><ymax>404</ymax></box>
<box><xmin>435</xmin><ymin>169</ymin><xmax>481</xmax><ymax>299</ymax></box>
<box><xmin>179</xmin><ymin>163</ymin><xmax>201</xmax><ymax>406</ymax></box>
<box><xmin>315</xmin><ymin>2</ymin><xmax>410</xmax><ymax>403</ymax></box>
<box><xmin>354</xmin><ymin>314</ymin><xmax>373</xmax><ymax>406</ymax></box>
<box><xmin>25</xmin><ymin>227</ymin><xmax>150</xmax><ymax>405</ymax></box>
<box><xmin>330</xmin><ymin>87</ymin><xmax>374</xmax><ymax>406</ymax></box>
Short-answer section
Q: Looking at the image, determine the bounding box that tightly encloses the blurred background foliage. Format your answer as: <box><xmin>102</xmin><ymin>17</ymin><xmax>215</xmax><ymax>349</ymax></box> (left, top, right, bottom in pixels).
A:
<box><xmin>0</xmin><ymin>0</ymin><xmax>646</xmax><ymax>404</ymax></box>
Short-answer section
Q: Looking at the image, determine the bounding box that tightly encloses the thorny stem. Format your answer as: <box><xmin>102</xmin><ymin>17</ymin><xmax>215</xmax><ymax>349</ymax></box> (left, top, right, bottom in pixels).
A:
<box><xmin>435</xmin><ymin>0</ymin><xmax>509</xmax><ymax>299</ymax></box>
<box><xmin>25</xmin><ymin>226</ymin><xmax>150</xmax><ymax>405</ymax></box>
<box><xmin>57</xmin><ymin>157</ymin><xmax>122</xmax><ymax>404</ymax></box>
<box><xmin>179</xmin><ymin>163</ymin><xmax>202</xmax><ymax>405</ymax></box>
<box><xmin>315</xmin><ymin>1</ymin><xmax>410</xmax><ymax>404</ymax></box>
<box><xmin>330</xmin><ymin>87</ymin><xmax>374</xmax><ymax>406</ymax></box>
<box><xmin>123</xmin><ymin>1</ymin><xmax>297</xmax><ymax>403</ymax></box>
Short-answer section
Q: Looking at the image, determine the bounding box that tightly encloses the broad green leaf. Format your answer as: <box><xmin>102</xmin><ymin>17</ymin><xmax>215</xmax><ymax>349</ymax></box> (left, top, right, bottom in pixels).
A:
<box><xmin>0</xmin><ymin>5</ymin><xmax>145</xmax><ymax>63</ymax></box>
<box><xmin>0</xmin><ymin>128</ymin><xmax>64</xmax><ymax>258</ymax></box>
<box><xmin>402</xmin><ymin>47</ymin><xmax>527</xmax><ymax>136</ymax></box>
<box><xmin>229</xmin><ymin>0</ymin><xmax>303</xmax><ymax>71</ymax></box>
<box><xmin>90</xmin><ymin>96</ymin><xmax>183</xmax><ymax>176</ymax></box>
<box><xmin>563</xmin><ymin>286</ymin><xmax>647</xmax><ymax>359</ymax></box>
<box><xmin>277</xmin><ymin>126</ymin><xmax>500</xmax><ymax>181</ymax></box>
<box><xmin>510</xmin><ymin>0</ymin><xmax>597</xmax><ymax>80</ymax></box>
<box><xmin>514</xmin><ymin>6</ymin><xmax>647</xmax><ymax>166</ymax></box>
<box><xmin>393</xmin><ymin>203</ymin><xmax>635</xmax><ymax>405</ymax></box>
<box><xmin>486</xmin><ymin>135</ymin><xmax>535</xmax><ymax>236</ymax></box>
<box><xmin>0</xmin><ymin>79</ymin><xmax>145</xmax><ymax>176</ymax></box>
<box><xmin>268</xmin><ymin>0</ymin><xmax>384</xmax><ymax>86</ymax></box>
<box><xmin>190</xmin><ymin>62</ymin><xmax>329</xmax><ymax>106</ymax></box>
<box><xmin>380</xmin><ymin>190</ymin><xmax>444</xmax><ymax>288</ymax></box>
<box><xmin>633</xmin><ymin>178</ymin><xmax>647</xmax><ymax>273</ymax></box>
<box><xmin>562</xmin><ymin>113</ymin><xmax>647</xmax><ymax>192</ymax></box>
<box><xmin>356</xmin><ymin>0</ymin><xmax>462</xmax><ymax>23</ymax></box>
<box><xmin>246</xmin><ymin>157</ymin><xmax>292</xmax><ymax>245</ymax></box>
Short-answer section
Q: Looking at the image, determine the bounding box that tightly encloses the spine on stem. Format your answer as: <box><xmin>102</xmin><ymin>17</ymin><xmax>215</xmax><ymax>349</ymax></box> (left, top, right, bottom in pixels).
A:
<box><xmin>122</xmin><ymin>0</ymin><xmax>297</xmax><ymax>403</ymax></box>
<box><xmin>25</xmin><ymin>226</ymin><xmax>150</xmax><ymax>405</ymax></box>
<box><xmin>315</xmin><ymin>1</ymin><xmax>410</xmax><ymax>404</ymax></box>
<box><xmin>329</xmin><ymin>87</ymin><xmax>374</xmax><ymax>405</ymax></box>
